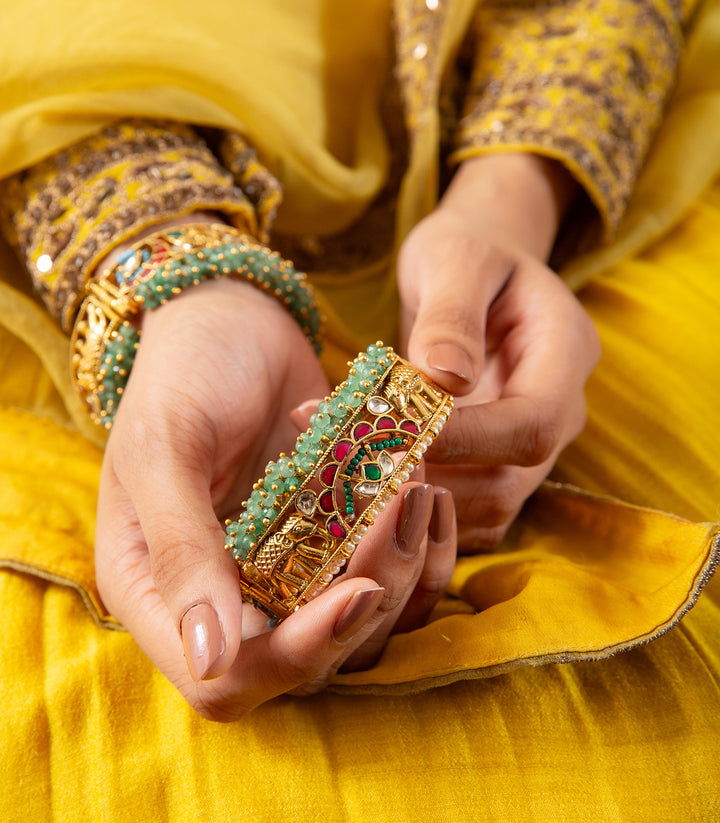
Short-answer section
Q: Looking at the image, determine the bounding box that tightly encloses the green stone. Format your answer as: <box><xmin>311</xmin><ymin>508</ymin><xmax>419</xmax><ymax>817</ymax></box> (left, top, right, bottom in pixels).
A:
<box><xmin>232</xmin><ymin>534</ymin><xmax>254</xmax><ymax>560</ymax></box>
<box><xmin>308</xmin><ymin>427</ymin><xmax>324</xmax><ymax>445</ymax></box>
<box><xmin>363</xmin><ymin>463</ymin><xmax>382</xmax><ymax>481</ymax></box>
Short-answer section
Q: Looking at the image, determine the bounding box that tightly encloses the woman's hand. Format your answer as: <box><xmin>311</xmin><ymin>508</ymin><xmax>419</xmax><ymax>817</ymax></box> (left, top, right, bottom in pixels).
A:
<box><xmin>398</xmin><ymin>153</ymin><xmax>601</xmax><ymax>550</ymax></box>
<box><xmin>95</xmin><ymin>275</ymin><xmax>456</xmax><ymax>719</ymax></box>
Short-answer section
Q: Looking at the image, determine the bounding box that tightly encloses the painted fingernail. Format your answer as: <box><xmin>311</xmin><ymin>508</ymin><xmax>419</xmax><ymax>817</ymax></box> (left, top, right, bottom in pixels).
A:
<box><xmin>426</xmin><ymin>343</ymin><xmax>474</xmax><ymax>385</ymax></box>
<box><xmin>180</xmin><ymin>602</ymin><xmax>224</xmax><ymax>682</ymax></box>
<box><xmin>395</xmin><ymin>483</ymin><xmax>434</xmax><ymax>557</ymax></box>
<box><xmin>333</xmin><ymin>587</ymin><xmax>385</xmax><ymax>644</ymax></box>
<box><xmin>289</xmin><ymin>399</ymin><xmax>319</xmax><ymax>430</ymax></box>
<box><xmin>428</xmin><ymin>487</ymin><xmax>455</xmax><ymax>547</ymax></box>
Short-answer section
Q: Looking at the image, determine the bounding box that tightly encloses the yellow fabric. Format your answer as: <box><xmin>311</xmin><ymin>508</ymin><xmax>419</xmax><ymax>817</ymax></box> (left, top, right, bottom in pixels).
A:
<box><xmin>2</xmin><ymin>177</ymin><xmax>720</xmax><ymax>822</ymax></box>
<box><xmin>563</xmin><ymin>0</ymin><xmax>720</xmax><ymax>288</ymax></box>
<box><xmin>452</xmin><ymin>0</ymin><xmax>694</xmax><ymax>238</ymax></box>
<box><xmin>1</xmin><ymin>0</ymin><xmax>720</xmax><ymax>818</ymax></box>
<box><xmin>0</xmin><ymin>120</ymin><xmax>259</xmax><ymax>329</ymax></box>
<box><xmin>0</xmin><ymin>0</ymin><xmax>392</xmax><ymax>237</ymax></box>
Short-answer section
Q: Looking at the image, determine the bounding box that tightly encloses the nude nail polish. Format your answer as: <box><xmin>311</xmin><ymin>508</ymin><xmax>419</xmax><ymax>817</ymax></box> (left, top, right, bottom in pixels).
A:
<box><xmin>426</xmin><ymin>342</ymin><xmax>474</xmax><ymax>385</ymax></box>
<box><xmin>181</xmin><ymin>602</ymin><xmax>224</xmax><ymax>681</ymax></box>
<box><xmin>394</xmin><ymin>484</ymin><xmax>434</xmax><ymax>557</ymax></box>
<box><xmin>333</xmin><ymin>587</ymin><xmax>385</xmax><ymax>644</ymax></box>
<box><xmin>428</xmin><ymin>487</ymin><xmax>455</xmax><ymax>548</ymax></box>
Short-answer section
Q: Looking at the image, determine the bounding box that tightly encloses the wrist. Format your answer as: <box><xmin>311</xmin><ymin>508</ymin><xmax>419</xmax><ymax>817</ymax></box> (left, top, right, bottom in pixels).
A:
<box><xmin>441</xmin><ymin>153</ymin><xmax>578</xmax><ymax>260</ymax></box>
<box><xmin>71</xmin><ymin>223</ymin><xmax>322</xmax><ymax>429</ymax></box>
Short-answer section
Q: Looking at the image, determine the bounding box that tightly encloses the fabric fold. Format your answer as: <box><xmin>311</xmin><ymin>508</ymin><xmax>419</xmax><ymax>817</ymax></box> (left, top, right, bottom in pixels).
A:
<box><xmin>1</xmin><ymin>403</ymin><xmax>716</xmax><ymax>692</ymax></box>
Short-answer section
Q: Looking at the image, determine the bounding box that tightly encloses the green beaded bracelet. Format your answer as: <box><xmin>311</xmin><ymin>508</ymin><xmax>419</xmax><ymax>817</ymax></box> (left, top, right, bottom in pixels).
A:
<box><xmin>70</xmin><ymin>223</ymin><xmax>323</xmax><ymax>428</ymax></box>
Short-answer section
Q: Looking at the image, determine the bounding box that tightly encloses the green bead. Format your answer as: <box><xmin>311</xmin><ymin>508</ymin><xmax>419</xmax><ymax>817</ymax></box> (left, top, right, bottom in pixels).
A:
<box><xmin>295</xmin><ymin>452</ymin><xmax>315</xmax><ymax>473</ymax></box>
<box><xmin>276</xmin><ymin>455</ymin><xmax>295</xmax><ymax>478</ymax></box>
<box><xmin>246</xmin><ymin>499</ymin><xmax>265</xmax><ymax>522</ymax></box>
<box><xmin>264</xmin><ymin>463</ymin><xmax>284</xmax><ymax>485</ymax></box>
<box><xmin>352</xmin><ymin>361</ymin><xmax>375</xmax><ymax>381</ymax></box>
<box><xmin>231</xmin><ymin>533</ymin><xmax>254</xmax><ymax>560</ymax></box>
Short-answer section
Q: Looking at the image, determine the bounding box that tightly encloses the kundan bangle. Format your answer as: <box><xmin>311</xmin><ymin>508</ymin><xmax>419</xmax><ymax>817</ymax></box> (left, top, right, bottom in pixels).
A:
<box><xmin>70</xmin><ymin>222</ymin><xmax>322</xmax><ymax>428</ymax></box>
<box><xmin>225</xmin><ymin>343</ymin><xmax>454</xmax><ymax>622</ymax></box>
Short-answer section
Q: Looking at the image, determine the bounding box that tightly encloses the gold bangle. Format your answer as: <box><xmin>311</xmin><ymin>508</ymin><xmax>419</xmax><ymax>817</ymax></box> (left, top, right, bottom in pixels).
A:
<box><xmin>225</xmin><ymin>344</ymin><xmax>454</xmax><ymax>622</ymax></box>
<box><xmin>70</xmin><ymin>223</ymin><xmax>322</xmax><ymax>428</ymax></box>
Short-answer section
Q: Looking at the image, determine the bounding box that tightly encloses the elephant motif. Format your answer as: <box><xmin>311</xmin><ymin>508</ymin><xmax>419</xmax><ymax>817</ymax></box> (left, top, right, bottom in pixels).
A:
<box><xmin>248</xmin><ymin>515</ymin><xmax>333</xmax><ymax>600</ymax></box>
<box><xmin>383</xmin><ymin>364</ymin><xmax>442</xmax><ymax>419</ymax></box>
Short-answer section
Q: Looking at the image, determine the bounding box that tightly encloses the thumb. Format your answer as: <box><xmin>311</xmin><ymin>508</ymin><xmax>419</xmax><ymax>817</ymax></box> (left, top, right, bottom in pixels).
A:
<box><xmin>103</xmin><ymin>450</ymin><xmax>244</xmax><ymax>684</ymax></box>
<box><xmin>398</xmin><ymin>217</ymin><xmax>510</xmax><ymax>396</ymax></box>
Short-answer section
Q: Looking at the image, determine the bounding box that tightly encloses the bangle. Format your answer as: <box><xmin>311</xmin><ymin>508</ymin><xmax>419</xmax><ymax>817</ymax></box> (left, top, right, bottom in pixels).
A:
<box><xmin>70</xmin><ymin>223</ymin><xmax>322</xmax><ymax>428</ymax></box>
<box><xmin>225</xmin><ymin>343</ymin><xmax>454</xmax><ymax>622</ymax></box>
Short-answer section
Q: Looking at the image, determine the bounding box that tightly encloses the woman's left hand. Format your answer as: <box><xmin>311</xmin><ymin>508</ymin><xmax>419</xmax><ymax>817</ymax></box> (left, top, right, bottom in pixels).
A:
<box><xmin>397</xmin><ymin>153</ymin><xmax>601</xmax><ymax>550</ymax></box>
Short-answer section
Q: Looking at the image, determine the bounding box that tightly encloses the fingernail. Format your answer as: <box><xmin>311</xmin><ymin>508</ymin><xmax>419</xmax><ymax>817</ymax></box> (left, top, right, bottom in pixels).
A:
<box><xmin>428</xmin><ymin>487</ymin><xmax>455</xmax><ymax>547</ymax></box>
<box><xmin>289</xmin><ymin>399</ymin><xmax>319</xmax><ymax>430</ymax></box>
<box><xmin>426</xmin><ymin>343</ymin><xmax>474</xmax><ymax>385</ymax></box>
<box><xmin>395</xmin><ymin>484</ymin><xmax>434</xmax><ymax>557</ymax></box>
<box><xmin>333</xmin><ymin>587</ymin><xmax>385</xmax><ymax>644</ymax></box>
<box><xmin>180</xmin><ymin>602</ymin><xmax>224</xmax><ymax>682</ymax></box>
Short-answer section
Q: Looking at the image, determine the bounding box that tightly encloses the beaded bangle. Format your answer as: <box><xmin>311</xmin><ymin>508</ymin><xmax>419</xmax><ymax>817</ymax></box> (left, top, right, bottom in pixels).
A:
<box><xmin>225</xmin><ymin>343</ymin><xmax>454</xmax><ymax>622</ymax></box>
<box><xmin>70</xmin><ymin>223</ymin><xmax>322</xmax><ymax>428</ymax></box>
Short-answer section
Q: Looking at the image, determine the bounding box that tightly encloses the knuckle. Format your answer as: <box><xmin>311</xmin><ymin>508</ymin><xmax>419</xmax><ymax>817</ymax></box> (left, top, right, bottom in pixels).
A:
<box><xmin>269</xmin><ymin>645</ymin><xmax>323</xmax><ymax>691</ymax></box>
<box><xmin>517</xmin><ymin>406</ymin><xmax>562</xmax><ymax>466</ymax></box>
<box><xmin>429</xmin><ymin>300</ymin><xmax>484</xmax><ymax>343</ymax></box>
<box><xmin>438</xmin><ymin>414</ymin><xmax>483</xmax><ymax>462</ymax></box>
<box><xmin>110</xmin><ymin>418</ymin><xmax>155</xmax><ymax>481</ymax></box>
<box><xmin>149</xmin><ymin>540</ymin><xmax>205</xmax><ymax>600</ymax></box>
<box><xmin>460</xmin><ymin>470</ymin><xmax>524</xmax><ymax>529</ymax></box>
<box><xmin>458</xmin><ymin>524</ymin><xmax>510</xmax><ymax>552</ymax></box>
<box><xmin>376</xmin><ymin>589</ymin><xmax>408</xmax><ymax>617</ymax></box>
<box><xmin>191</xmin><ymin>691</ymin><xmax>252</xmax><ymax>723</ymax></box>
<box><xmin>416</xmin><ymin>569</ymin><xmax>452</xmax><ymax>599</ymax></box>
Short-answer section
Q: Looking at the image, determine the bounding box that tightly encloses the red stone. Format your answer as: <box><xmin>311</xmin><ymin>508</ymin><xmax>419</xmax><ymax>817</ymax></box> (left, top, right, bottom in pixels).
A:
<box><xmin>320</xmin><ymin>463</ymin><xmax>338</xmax><ymax>486</ymax></box>
<box><xmin>377</xmin><ymin>416</ymin><xmax>396</xmax><ymax>430</ymax></box>
<box><xmin>400</xmin><ymin>420</ymin><xmax>420</xmax><ymax>434</ymax></box>
<box><xmin>352</xmin><ymin>422</ymin><xmax>373</xmax><ymax>440</ymax></box>
<box><xmin>319</xmin><ymin>491</ymin><xmax>335</xmax><ymax>512</ymax></box>
<box><xmin>327</xmin><ymin>518</ymin><xmax>347</xmax><ymax>539</ymax></box>
<box><xmin>334</xmin><ymin>440</ymin><xmax>352</xmax><ymax>461</ymax></box>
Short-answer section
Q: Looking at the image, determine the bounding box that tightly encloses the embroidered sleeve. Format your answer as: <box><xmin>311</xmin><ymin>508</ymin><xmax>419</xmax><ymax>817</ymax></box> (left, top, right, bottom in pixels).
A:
<box><xmin>0</xmin><ymin>120</ymin><xmax>281</xmax><ymax>332</ymax></box>
<box><xmin>451</xmin><ymin>0</ymin><xmax>699</xmax><ymax>238</ymax></box>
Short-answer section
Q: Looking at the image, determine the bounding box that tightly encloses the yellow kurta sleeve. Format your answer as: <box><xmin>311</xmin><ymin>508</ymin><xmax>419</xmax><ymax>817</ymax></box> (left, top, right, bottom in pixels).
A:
<box><xmin>0</xmin><ymin>120</ymin><xmax>284</xmax><ymax>331</ymax></box>
<box><xmin>451</xmin><ymin>0</ymin><xmax>700</xmax><ymax>238</ymax></box>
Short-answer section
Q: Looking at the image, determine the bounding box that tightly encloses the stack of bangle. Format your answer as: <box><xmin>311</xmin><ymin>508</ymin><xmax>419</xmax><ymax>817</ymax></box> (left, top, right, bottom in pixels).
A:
<box><xmin>225</xmin><ymin>343</ymin><xmax>454</xmax><ymax>621</ymax></box>
<box><xmin>70</xmin><ymin>222</ymin><xmax>322</xmax><ymax>428</ymax></box>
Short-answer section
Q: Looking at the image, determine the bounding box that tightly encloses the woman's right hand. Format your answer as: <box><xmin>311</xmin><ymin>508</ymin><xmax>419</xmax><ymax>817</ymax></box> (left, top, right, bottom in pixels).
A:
<box><xmin>95</xmin><ymin>275</ymin><xmax>456</xmax><ymax>720</ymax></box>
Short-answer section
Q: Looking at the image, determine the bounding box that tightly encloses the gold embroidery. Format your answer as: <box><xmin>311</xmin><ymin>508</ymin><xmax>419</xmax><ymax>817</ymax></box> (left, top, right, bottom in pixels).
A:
<box><xmin>393</xmin><ymin>0</ymin><xmax>451</xmax><ymax>129</ymax></box>
<box><xmin>451</xmin><ymin>0</ymin><xmax>692</xmax><ymax>236</ymax></box>
<box><xmin>0</xmin><ymin>120</ymin><xmax>260</xmax><ymax>330</ymax></box>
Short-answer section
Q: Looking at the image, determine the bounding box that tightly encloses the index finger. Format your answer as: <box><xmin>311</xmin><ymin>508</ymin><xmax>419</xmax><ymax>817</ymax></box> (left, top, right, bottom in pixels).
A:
<box><xmin>428</xmin><ymin>395</ymin><xmax>570</xmax><ymax>467</ymax></box>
